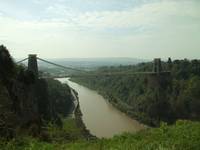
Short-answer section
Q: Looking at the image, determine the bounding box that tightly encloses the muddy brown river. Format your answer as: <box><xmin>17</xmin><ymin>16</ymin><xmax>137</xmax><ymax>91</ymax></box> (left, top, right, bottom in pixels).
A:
<box><xmin>58</xmin><ymin>78</ymin><xmax>145</xmax><ymax>138</ymax></box>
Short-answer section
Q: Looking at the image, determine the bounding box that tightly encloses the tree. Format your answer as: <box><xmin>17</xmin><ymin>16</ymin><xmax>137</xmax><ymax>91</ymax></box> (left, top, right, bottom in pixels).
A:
<box><xmin>0</xmin><ymin>45</ymin><xmax>15</xmax><ymax>84</ymax></box>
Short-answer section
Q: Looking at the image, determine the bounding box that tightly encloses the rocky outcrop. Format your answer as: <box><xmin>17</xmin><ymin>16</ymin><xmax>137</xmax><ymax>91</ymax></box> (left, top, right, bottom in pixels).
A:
<box><xmin>0</xmin><ymin>45</ymin><xmax>74</xmax><ymax>138</ymax></box>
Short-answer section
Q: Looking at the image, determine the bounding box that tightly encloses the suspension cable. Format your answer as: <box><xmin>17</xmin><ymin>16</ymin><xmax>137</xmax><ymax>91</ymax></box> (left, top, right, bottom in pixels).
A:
<box><xmin>16</xmin><ymin>58</ymin><xmax>28</xmax><ymax>64</ymax></box>
<box><xmin>37</xmin><ymin>57</ymin><xmax>87</xmax><ymax>73</ymax></box>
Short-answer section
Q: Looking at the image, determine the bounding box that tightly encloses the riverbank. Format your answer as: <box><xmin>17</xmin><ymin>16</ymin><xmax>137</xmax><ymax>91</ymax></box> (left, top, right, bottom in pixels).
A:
<box><xmin>69</xmin><ymin>78</ymin><xmax>149</xmax><ymax>127</ymax></box>
<box><xmin>1</xmin><ymin>80</ymin><xmax>199</xmax><ymax>149</ymax></box>
<box><xmin>70</xmin><ymin>87</ymin><xmax>97</xmax><ymax>140</ymax></box>
<box><xmin>74</xmin><ymin>104</ymin><xmax>97</xmax><ymax>140</ymax></box>
<box><xmin>97</xmin><ymin>91</ymin><xmax>150</xmax><ymax>128</ymax></box>
<box><xmin>65</xmin><ymin>78</ymin><xmax>145</xmax><ymax>138</ymax></box>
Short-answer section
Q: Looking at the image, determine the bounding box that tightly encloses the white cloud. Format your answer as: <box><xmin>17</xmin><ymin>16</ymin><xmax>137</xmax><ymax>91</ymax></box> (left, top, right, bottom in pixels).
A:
<box><xmin>40</xmin><ymin>0</ymin><xmax>200</xmax><ymax>29</ymax></box>
<box><xmin>0</xmin><ymin>0</ymin><xmax>199</xmax><ymax>59</ymax></box>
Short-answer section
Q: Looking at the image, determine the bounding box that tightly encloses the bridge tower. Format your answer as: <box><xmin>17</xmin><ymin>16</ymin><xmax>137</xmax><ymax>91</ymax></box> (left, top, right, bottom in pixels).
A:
<box><xmin>153</xmin><ymin>58</ymin><xmax>162</xmax><ymax>74</ymax></box>
<box><xmin>28</xmin><ymin>54</ymin><xmax>38</xmax><ymax>78</ymax></box>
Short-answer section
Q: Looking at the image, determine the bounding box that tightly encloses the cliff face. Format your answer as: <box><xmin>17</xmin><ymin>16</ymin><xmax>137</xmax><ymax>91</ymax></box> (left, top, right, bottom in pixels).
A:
<box><xmin>0</xmin><ymin>45</ymin><xmax>74</xmax><ymax>138</ymax></box>
<box><xmin>0</xmin><ymin>74</ymin><xmax>46</xmax><ymax>137</ymax></box>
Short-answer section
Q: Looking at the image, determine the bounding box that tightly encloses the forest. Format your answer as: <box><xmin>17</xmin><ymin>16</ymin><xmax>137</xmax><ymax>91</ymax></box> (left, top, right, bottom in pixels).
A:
<box><xmin>71</xmin><ymin>58</ymin><xmax>200</xmax><ymax>126</ymax></box>
<box><xmin>0</xmin><ymin>45</ymin><xmax>75</xmax><ymax>139</ymax></box>
<box><xmin>0</xmin><ymin>45</ymin><xmax>200</xmax><ymax>150</ymax></box>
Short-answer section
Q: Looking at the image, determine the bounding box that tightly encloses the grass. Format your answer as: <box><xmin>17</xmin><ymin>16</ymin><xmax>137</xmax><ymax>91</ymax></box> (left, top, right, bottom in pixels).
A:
<box><xmin>0</xmin><ymin>120</ymin><xmax>200</xmax><ymax>150</ymax></box>
<box><xmin>46</xmin><ymin>117</ymin><xmax>85</xmax><ymax>142</ymax></box>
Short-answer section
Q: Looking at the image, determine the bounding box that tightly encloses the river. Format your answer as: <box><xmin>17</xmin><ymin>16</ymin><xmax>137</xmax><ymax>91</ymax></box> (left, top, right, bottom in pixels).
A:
<box><xmin>58</xmin><ymin>78</ymin><xmax>145</xmax><ymax>138</ymax></box>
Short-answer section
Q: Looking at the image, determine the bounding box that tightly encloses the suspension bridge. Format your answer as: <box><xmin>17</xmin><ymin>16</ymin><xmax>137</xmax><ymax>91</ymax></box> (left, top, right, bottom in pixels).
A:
<box><xmin>17</xmin><ymin>54</ymin><xmax>170</xmax><ymax>79</ymax></box>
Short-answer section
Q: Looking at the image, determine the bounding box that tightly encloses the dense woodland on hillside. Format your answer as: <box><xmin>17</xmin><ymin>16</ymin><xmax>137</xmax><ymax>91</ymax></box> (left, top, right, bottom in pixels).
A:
<box><xmin>71</xmin><ymin>58</ymin><xmax>200</xmax><ymax>126</ymax></box>
<box><xmin>0</xmin><ymin>45</ymin><xmax>74</xmax><ymax>139</ymax></box>
<box><xmin>0</xmin><ymin>45</ymin><xmax>200</xmax><ymax>149</ymax></box>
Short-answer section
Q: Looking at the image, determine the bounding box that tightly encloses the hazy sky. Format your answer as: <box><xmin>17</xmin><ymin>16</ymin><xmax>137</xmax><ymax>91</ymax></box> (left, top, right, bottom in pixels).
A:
<box><xmin>0</xmin><ymin>0</ymin><xmax>199</xmax><ymax>59</ymax></box>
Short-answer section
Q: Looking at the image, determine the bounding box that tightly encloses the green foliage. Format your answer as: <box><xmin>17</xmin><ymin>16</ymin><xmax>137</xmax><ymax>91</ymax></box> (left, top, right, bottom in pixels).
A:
<box><xmin>46</xmin><ymin>79</ymin><xmax>74</xmax><ymax>118</ymax></box>
<box><xmin>0</xmin><ymin>46</ymin><xmax>75</xmax><ymax>139</ymax></box>
<box><xmin>173</xmin><ymin>76</ymin><xmax>200</xmax><ymax>120</ymax></box>
<box><xmin>0</xmin><ymin>45</ymin><xmax>16</xmax><ymax>83</ymax></box>
<box><xmin>46</xmin><ymin>118</ymin><xmax>84</xmax><ymax>142</ymax></box>
<box><xmin>71</xmin><ymin>59</ymin><xmax>200</xmax><ymax>126</ymax></box>
<box><xmin>71</xmin><ymin>74</ymin><xmax>173</xmax><ymax>126</ymax></box>
<box><xmin>1</xmin><ymin>46</ymin><xmax>199</xmax><ymax>149</ymax></box>
<box><xmin>17</xmin><ymin>66</ymin><xmax>36</xmax><ymax>85</ymax></box>
<box><xmin>0</xmin><ymin>120</ymin><xmax>199</xmax><ymax>150</ymax></box>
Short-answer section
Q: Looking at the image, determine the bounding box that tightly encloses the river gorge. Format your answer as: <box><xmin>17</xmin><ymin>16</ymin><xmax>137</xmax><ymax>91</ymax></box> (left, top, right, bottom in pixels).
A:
<box><xmin>58</xmin><ymin>78</ymin><xmax>144</xmax><ymax>138</ymax></box>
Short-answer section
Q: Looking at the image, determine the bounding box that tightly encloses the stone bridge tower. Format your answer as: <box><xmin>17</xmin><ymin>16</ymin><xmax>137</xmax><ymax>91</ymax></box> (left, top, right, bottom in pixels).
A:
<box><xmin>153</xmin><ymin>58</ymin><xmax>162</xmax><ymax>74</ymax></box>
<box><xmin>149</xmin><ymin>58</ymin><xmax>171</xmax><ymax>90</ymax></box>
<box><xmin>28</xmin><ymin>54</ymin><xmax>38</xmax><ymax>78</ymax></box>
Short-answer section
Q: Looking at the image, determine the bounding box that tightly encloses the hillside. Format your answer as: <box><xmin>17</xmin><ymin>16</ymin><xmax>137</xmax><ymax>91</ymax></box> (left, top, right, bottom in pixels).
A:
<box><xmin>1</xmin><ymin>45</ymin><xmax>200</xmax><ymax>150</ymax></box>
<box><xmin>0</xmin><ymin>45</ymin><xmax>75</xmax><ymax>138</ymax></box>
<box><xmin>1</xmin><ymin>120</ymin><xmax>200</xmax><ymax>150</ymax></box>
<box><xmin>71</xmin><ymin>59</ymin><xmax>200</xmax><ymax>126</ymax></box>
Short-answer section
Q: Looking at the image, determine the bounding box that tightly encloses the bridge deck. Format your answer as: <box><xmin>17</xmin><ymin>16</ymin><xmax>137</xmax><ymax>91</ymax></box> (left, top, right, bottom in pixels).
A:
<box><xmin>17</xmin><ymin>56</ymin><xmax>170</xmax><ymax>78</ymax></box>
